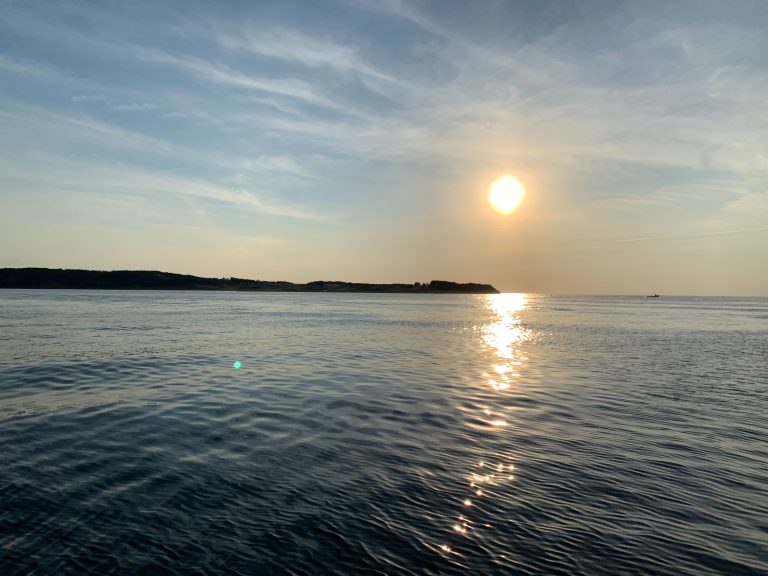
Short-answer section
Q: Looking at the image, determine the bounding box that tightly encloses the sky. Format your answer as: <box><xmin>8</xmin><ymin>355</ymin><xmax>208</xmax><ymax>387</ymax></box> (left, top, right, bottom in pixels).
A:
<box><xmin>1</xmin><ymin>0</ymin><xmax>767</xmax><ymax>295</ymax></box>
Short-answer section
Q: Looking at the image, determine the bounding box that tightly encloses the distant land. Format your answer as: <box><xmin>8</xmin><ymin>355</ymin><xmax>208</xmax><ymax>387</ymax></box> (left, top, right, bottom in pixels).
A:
<box><xmin>0</xmin><ymin>268</ymin><xmax>499</xmax><ymax>294</ymax></box>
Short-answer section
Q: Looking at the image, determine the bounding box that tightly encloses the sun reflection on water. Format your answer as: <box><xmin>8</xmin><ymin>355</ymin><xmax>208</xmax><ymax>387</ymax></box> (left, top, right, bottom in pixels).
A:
<box><xmin>437</xmin><ymin>293</ymin><xmax>530</xmax><ymax>558</ymax></box>
<box><xmin>483</xmin><ymin>293</ymin><xmax>527</xmax><ymax>360</ymax></box>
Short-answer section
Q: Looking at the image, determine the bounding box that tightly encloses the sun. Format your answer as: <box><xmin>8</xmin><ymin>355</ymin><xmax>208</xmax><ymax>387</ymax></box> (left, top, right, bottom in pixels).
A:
<box><xmin>488</xmin><ymin>175</ymin><xmax>525</xmax><ymax>214</ymax></box>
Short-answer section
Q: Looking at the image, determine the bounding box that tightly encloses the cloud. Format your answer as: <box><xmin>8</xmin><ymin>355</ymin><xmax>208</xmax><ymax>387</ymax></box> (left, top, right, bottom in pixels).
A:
<box><xmin>237</xmin><ymin>156</ymin><xmax>307</xmax><ymax>176</ymax></box>
<box><xmin>0</xmin><ymin>153</ymin><xmax>318</xmax><ymax>221</ymax></box>
<box><xmin>0</xmin><ymin>53</ymin><xmax>54</xmax><ymax>77</ymax></box>
<box><xmin>0</xmin><ymin>103</ymin><xmax>178</xmax><ymax>156</ymax></box>
<box><xmin>113</xmin><ymin>102</ymin><xmax>158</xmax><ymax>111</ymax></box>
<box><xmin>727</xmin><ymin>191</ymin><xmax>768</xmax><ymax>215</ymax></box>
<box><xmin>71</xmin><ymin>94</ymin><xmax>107</xmax><ymax>102</ymax></box>
<box><xmin>614</xmin><ymin>227</ymin><xmax>768</xmax><ymax>245</ymax></box>
<box><xmin>134</xmin><ymin>47</ymin><xmax>340</xmax><ymax>110</ymax></box>
<box><xmin>0</xmin><ymin>53</ymin><xmax>108</xmax><ymax>95</ymax></box>
<box><xmin>204</xmin><ymin>24</ymin><xmax>412</xmax><ymax>103</ymax></box>
<box><xmin>0</xmin><ymin>101</ymin><xmax>316</xmax><ymax>184</ymax></box>
<box><xmin>203</xmin><ymin>25</ymin><xmax>392</xmax><ymax>80</ymax></box>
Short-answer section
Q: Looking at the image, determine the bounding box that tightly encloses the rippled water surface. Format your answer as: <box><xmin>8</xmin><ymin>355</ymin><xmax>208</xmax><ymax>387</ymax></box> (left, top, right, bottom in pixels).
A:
<box><xmin>1</xmin><ymin>291</ymin><xmax>766</xmax><ymax>575</ymax></box>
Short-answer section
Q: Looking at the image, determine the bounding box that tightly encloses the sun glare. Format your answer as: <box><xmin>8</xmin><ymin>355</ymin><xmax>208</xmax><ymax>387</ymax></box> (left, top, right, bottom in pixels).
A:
<box><xmin>488</xmin><ymin>175</ymin><xmax>525</xmax><ymax>214</ymax></box>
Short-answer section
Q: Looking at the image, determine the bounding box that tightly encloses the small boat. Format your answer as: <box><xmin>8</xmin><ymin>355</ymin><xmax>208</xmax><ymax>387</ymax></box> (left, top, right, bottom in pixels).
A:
<box><xmin>647</xmin><ymin>293</ymin><xmax>660</xmax><ymax>298</ymax></box>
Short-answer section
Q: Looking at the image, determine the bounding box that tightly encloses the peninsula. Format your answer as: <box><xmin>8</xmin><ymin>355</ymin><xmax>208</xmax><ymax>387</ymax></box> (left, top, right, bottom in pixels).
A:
<box><xmin>0</xmin><ymin>268</ymin><xmax>499</xmax><ymax>294</ymax></box>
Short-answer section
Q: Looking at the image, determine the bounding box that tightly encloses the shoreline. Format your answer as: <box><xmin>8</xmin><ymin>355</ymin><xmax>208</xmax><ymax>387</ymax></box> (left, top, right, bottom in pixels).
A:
<box><xmin>0</xmin><ymin>268</ymin><xmax>500</xmax><ymax>294</ymax></box>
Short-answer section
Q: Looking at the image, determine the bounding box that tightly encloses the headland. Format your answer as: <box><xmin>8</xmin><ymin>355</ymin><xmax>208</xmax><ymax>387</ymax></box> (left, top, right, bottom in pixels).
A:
<box><xmin>0</xmin><ymin>268</ymin><xmax>499</xmax><ymax>294</ymax></box>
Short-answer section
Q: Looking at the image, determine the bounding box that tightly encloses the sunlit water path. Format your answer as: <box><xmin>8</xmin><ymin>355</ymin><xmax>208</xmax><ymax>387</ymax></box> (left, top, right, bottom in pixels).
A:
<box><xmin>1</xmin><ymin>291</ymin><xmax>766</xmax><ymax>575</ymax></box>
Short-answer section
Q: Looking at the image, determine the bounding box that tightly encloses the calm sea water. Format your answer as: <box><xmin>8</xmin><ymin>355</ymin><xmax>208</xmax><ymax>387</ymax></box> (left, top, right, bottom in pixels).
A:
<box><xmin>0</xmin><ymin>291</ymin><xmax>766</xmax><ymax>575</ymax></box>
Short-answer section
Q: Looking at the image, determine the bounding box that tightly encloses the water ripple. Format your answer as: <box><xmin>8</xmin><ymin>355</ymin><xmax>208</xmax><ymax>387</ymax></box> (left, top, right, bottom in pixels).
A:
<box><xmin>0</xmin><ymin>291</ymin><xmax>766</xmax><ymax>575</ymax></box>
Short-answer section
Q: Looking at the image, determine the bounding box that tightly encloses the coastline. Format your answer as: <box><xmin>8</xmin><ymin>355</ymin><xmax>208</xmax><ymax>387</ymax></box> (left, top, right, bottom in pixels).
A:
<box><xmin>0</xmin><ymin>268</ymin><xmax>500</xmax><ymax>294</ymax></box>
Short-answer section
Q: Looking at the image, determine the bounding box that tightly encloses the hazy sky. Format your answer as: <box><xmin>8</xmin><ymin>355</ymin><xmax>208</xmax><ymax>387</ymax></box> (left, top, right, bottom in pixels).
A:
<box><xmin>2</xmin><ymin>0</ymin><xmax>767</xmax><ymax>294</ymax></box>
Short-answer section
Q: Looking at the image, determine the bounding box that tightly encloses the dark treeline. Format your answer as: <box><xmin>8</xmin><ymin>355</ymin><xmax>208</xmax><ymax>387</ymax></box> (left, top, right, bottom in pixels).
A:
<box><xmin>0</xmin><ymin>268</ymin><xmax>499</xmax><ymax>294</ymax></box>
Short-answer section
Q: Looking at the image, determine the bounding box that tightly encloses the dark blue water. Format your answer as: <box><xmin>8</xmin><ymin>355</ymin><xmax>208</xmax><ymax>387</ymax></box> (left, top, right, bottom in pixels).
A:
<box><xmin>1</xmin><ymin>291</ymin><xmax>766</xmax><ymax>575</ymax></box>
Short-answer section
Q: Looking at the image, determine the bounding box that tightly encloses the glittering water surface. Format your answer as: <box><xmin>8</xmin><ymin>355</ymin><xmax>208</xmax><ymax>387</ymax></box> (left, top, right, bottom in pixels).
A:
<box><xmin>1</xmin><ymin>291</ymin><xmax>766</xmax><ymax>575</ymax></box>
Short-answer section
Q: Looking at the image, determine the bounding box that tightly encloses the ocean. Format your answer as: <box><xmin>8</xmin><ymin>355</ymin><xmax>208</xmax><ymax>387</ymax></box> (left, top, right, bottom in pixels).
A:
<box><xmin>0</xmin><ymin>291</ymin><xmax>766</xmax><ymax>575</ymax></box>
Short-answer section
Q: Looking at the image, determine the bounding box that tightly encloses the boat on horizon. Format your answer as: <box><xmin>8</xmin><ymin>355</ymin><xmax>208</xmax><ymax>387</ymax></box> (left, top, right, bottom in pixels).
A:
<box><xmin>647</xmin><ymin>293</ymin><xmax>660</xmax><ymax>298</ymax></box>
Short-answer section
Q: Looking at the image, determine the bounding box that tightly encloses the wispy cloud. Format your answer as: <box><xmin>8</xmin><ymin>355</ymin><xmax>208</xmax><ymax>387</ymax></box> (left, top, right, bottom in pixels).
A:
<box><xmin>0</xmin><ymin>153</ymin><xmax>318</xmax><ymax>221</ymax></box>
<box><xmin>0</xmin><ymin>54</ymin><xmax>56</xmax><ymax>76</ymax></box>
<box><xmin>113</xmin><ymin>102</ymin><xmax>158</xmax><ymax>111</ymax></box>
<box><xmin>201</xmin><ymin>24</ymin><xmax>393</xmax><ymax>81</ymax></box>
<box><xmin>614</xmin><ymin>227</ymin><xmax>768</xmax><ymax>245</ymax></box>
<box><xmin>135</xmin><ymin>48</ymin><xmax>333</xmax><ymax>108</ymax></box>
<box><xmin>727</xmin><ymin>191</ymin><xmax>768</xmax><ymax>215</ymax></box>
<box><xmin>71</xmin><ymin>94</ymin><xmax>107</xmax><ymax>102</ymax></box>
<box><xmin>0</xmin><ymin>102</ymin><xmax>314</xmax><ymax>181</ymax></box>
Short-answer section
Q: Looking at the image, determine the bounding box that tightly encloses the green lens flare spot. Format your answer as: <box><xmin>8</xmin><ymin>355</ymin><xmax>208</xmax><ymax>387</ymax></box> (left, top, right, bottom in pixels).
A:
<box><xmin>233</xmin><ymin>361</ymin><xmax>242</xmax><ymax>369</ymax></box>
